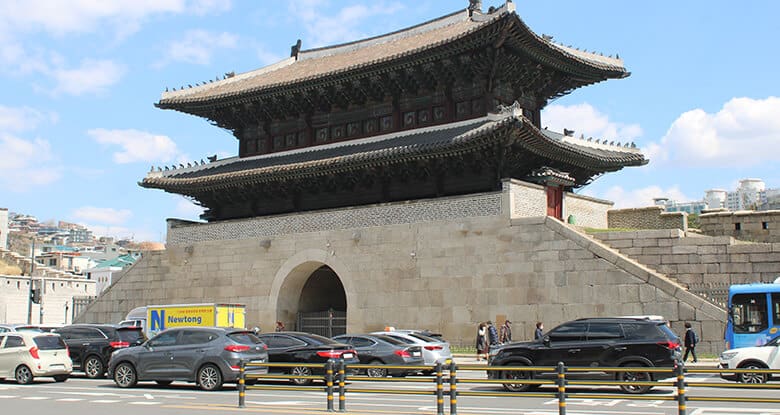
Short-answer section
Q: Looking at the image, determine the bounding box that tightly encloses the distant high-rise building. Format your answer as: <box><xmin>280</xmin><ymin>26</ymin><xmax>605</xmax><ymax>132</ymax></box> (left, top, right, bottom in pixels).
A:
<box><xmin>704</xmin><ymin>189</ymin><xmax>727</xmax><ymax>210</ymax></box>
<box><xmin>726</xmin><ymin>178</ymin><xmax>765</xmax><ymax>211</ymax></box>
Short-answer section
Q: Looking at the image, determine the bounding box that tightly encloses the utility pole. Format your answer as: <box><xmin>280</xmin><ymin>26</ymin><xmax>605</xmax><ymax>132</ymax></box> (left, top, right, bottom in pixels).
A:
<box><xmin>26</xmin><ymin>240</ymin><xmax>35</xmax><ymax>325</ymax></box>
<box><xmin>39</xmin><ymin>275</ymin><xmax>45</xmax><ymax>324</ymax></box>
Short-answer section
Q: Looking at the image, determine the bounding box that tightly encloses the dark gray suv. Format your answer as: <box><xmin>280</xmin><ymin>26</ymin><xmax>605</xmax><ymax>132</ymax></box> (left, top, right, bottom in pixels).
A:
<box><xmin>107</xmin><ymin>327</ymin><xmax>268</xmax><ymax>391</ymax></box>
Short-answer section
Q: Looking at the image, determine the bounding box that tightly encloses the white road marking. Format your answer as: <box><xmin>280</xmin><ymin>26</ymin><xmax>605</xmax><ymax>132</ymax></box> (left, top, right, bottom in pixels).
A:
<box><xmin>0</xmin><ymin>395</ymin><xmax>18</xmax><ymax>399</ymax></box>
<box><xmin>247</xmin><ymin>401</ymin><xmax>310</xmax><ymax>406</ymax></box>
<box><xmin>90</xmin><ymin>399</ymin><xmax>121</xmax><ymax>403</ymax></box>
<box><xmin>22</xmin><ymin>397</ymin><xmax>49</xmax><ymax>400</ymax></box>
<box><xmin>143</xmin><ymin>393</ymin><xmax>154</xmax><ymax>400</ymax></box>
<box><xmin>128</xmin><ymin>401</ymin><xmax>162</xmax><ymax>405</ymax></box>
<box><xmin>690</xmin><ymin>409</ymin><xmax>780</xmax><ymax>415</ymax></box>
<box><xmin>57</xmin><ymin>398</ymin><xmax>84</xmax><ymax>402</ymax></box>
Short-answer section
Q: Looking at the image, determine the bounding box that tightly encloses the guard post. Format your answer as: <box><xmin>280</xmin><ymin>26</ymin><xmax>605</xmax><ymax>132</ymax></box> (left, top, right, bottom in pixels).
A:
<box><xmin>676</xmin><ymin>361</ymin><xmax>687</xmax><ymax>415</ymax></box>
<box><xmin>238</xmin><ymin>360</ymin><xmax>246</xmax><ymax>408</ymax></box>
<box><xmin>326</xmin><ymin>359</ymin><xmax>335</xmax><ymax>412</ymax></box>
<box><xmin>338</xmin><ymin>358</ymin><xmax>346</xmax><ymax>412</ymax></box>
<box><xmin>556</xmin><ymin>362</ymin><xmax>567</xmax><ymax>415</ymax></box>
<box><xmin>435</xmin><ymin>362</ymin><xmax>444</xmax><ymax>415</ymax></box>
<box><xmin>448</xmin><ymin>360</ymin><xmax>458</xmax><ymax>415</ymax></box>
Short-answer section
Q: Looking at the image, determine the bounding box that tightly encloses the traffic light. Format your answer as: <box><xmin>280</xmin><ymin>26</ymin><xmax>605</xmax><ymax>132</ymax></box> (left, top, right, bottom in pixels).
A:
<box><xmin>31</xmin><ymin>288</ymin><xmax>41</xmax><ymax>304</ymax></box>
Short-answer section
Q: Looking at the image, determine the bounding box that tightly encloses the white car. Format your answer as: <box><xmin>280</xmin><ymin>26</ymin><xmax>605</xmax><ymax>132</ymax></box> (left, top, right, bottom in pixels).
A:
<box><xmin>719</xmin><ymin>334</ymin><xmax>780</xmax><ymax>383</ymax></box>
<box><xmin>372</xmin><ymin>331</ymin><xmax>452</xmax><ymax>372</ymax></box>
<box><xmin>0</xmin><ymin>331</ymin><xmax>72</xmax><ymax>384</ymax></box>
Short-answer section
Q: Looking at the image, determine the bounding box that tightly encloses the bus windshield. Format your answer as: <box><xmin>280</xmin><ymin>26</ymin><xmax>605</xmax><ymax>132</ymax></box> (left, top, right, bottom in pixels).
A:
<box><xmin>731</xmin><ymin>293</ymin><xmax>768</xmax><ymax>333</ymax></box>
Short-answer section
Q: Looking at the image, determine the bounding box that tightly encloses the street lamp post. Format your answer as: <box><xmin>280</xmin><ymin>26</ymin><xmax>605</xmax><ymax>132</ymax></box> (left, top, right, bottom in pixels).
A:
<box><xmin>64</xmin><ymin>301</ymin><xmax>69</xmax><ymax>324</ymax></box>
<box><xmin>26</xmin><ymin>240</ymin><xmax>35</xmax><ymax>325</ymax></box>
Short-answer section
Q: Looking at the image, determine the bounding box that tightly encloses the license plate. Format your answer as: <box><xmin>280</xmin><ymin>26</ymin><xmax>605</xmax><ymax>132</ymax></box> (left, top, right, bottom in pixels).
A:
<box><xmin>342</xmin><ymin>353</ymin><xmax>354</xmax><ymax>359</ymax></box>
<box><xmin>412</xmin><ymin>352</ymin><xmax>421</xmax><ymax>357</ymax></box>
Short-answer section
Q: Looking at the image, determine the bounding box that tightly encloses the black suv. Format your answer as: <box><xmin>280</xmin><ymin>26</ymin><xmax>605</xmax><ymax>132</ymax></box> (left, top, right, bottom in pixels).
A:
<box><xmin>54</xmin><ymin>324</ymin><xmax>145</xmax><ymax>378</ymax></box>
<box><xmin>488</xmin><ymin>317</ymin><xmax>681</xmax><ymax>394</ymax></box>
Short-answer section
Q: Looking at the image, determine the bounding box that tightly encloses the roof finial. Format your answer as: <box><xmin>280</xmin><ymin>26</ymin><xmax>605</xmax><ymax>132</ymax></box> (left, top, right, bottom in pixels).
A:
<box><xmin>468</xmin><ymin>0</ymin><xmax>482</xmax><ymax>16</ymax></box>
<box><xmin>290</xmin><ymin>39</ymin><xmax>302</xmax><ymax>59</ymax></box>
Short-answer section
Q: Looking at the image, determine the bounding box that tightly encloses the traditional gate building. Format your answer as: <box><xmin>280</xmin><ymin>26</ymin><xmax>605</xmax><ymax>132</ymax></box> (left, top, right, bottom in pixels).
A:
<box><xmin>79</xmin><ymin>2</ymin><xmax>726</xmax><ymax>351</ymax></box>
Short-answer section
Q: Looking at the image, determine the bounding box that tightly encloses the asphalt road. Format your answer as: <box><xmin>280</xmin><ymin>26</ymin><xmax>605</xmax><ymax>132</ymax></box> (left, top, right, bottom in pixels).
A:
<box><xmin>2</xmin><ymin>364</ymin><xmax>779</xmax><ymax>415</ymax></box>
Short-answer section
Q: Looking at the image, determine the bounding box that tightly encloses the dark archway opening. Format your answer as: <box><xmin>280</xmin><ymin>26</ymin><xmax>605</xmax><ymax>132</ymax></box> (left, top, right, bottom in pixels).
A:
<box><xmin>296</xmin><ymin>265</ymin><xmax>347</xmax><ymax>336</ymax></box>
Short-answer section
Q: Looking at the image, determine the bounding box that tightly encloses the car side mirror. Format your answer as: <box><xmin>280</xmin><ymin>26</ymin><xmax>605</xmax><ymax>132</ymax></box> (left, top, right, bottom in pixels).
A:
<box><xmin>543</xmin><ymin>336</ymin><xmax>551</xmax><ymax>347</ymax></box>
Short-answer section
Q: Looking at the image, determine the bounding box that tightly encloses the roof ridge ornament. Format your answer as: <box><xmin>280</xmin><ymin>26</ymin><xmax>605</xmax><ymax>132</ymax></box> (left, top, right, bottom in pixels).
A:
<box><xmin>468</xmin><ymin>0</ymin><xmax>482</xmax><ymax>16</ymax></box>
<box><xmin>496</xmin><ymin>100</ymin><xmax>523</xmax><ymax>117</ymax></box>
<box><xmin>290</xmin><ymin>39</ymin><xmax>302</xmax><ymax>60</ymax></box>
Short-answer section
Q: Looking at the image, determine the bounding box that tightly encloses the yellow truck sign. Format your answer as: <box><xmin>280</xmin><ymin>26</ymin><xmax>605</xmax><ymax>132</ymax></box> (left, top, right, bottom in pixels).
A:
<box><xmin>146</xmin><ymin>303</ymin><xmax>245</xmax><ymax>337</ymax></box>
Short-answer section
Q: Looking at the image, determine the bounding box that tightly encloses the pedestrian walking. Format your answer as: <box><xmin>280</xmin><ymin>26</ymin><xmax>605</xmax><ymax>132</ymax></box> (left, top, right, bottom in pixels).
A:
<box><xmin>534</xmin><ymin>321</ymin><xmax>544</xmax><ymax>340</ymax></box>
<box><xmin>475</xmin><ymin>322</ymin><xmax>488</xmax><ymax>361</ymax></box>
<box><xmin>683</xmin><ymin>322</ymin><xmax>698</xmax><ymax>363</ymax></box>
<box><xmin>487</xmin><ymin>321</ymin><xmax>499</xmax><ymax>346</ymax></box>
<box><xmin>275</xmin><ymin>321</ymin><xmax>285</xmax><ymax>332</ymax></box>
<box><xmin>499</xmin><ymin>320</ymin><xmax>512</xmax><ymax>343</ymax></box>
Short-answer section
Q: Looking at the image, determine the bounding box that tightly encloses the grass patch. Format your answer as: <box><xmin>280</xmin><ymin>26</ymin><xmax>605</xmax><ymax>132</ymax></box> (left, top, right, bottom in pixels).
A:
<box><xmin>0</xmin><ymin>259</ymin><xmax>22</xmax><ymax>275</ymax></box>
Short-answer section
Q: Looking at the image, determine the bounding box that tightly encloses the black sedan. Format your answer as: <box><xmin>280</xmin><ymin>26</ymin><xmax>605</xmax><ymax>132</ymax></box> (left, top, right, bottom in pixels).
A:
<box><xmin>332</xmin><ymin>334</ymin><xmax>425</xmax><ymax>377</ymax></box>
<box><xmin>256</xmin><ymin>332</ymin><xmax>358</xmax><ymax>385</ymax></box>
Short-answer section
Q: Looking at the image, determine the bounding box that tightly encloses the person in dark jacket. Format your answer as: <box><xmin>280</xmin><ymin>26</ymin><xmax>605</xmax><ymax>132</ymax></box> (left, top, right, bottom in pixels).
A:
<box><xmin>534</xmin><ymin>322</ymin><xmax>544</xmax><ymax>340</ymax></box>
<box><xmin>683</xmin><ymin>322</ymin><xmax>698</xmax><ymax>363</ymax></box>
<box><xmin>499</xmin><ymin>320</ymin><xmax>512</xmax><ymax>343</ymax></box>
<box><xmin>487</xmin><ymin>321</ymin><xmax>499</xmax><ymax>346</ymax></box>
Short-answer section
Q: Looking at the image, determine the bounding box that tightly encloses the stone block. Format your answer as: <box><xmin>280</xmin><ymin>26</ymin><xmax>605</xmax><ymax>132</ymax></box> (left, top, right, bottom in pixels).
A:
<box><xmin>753</xmin><ymin>262</ymin><xmax>780</xmax><ymax>273</ymax></box>
<box><xmin>719</xmin><ymin>263</ymin><xmax>753</xmax><ymax>273</ymax></box>
<box><xmin>661</xmin><ymin>255</ymin><xmax>691</xmax><ymax>265</ymax></box>
<box><xmin>749</xmin><ymin>252</ymin><xmax>780</xmax><ymax>263</ymax></box>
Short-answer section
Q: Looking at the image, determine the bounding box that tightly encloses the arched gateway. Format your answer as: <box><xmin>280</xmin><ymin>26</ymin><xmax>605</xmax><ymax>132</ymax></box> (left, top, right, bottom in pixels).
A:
<box><xmin>270</xmin><ymin>250</ymin><xmax>353</xmax><ymax>336</ymax></box>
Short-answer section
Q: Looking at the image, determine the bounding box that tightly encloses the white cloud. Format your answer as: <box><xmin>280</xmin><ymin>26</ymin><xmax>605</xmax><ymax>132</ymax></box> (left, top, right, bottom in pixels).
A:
<box><xmin>585</xmin><ymin>185</ymin><xmax>690</xmax><ymax>209</ymax></box>
<box><xmin>0</xmin><ymin>0</ymin><xmax>230</xmax><ymax>39</ymax></box>
<box><xmin>158</xmin><ymin>30</ymin><xmax>239</xmax><ymax>66</ymax></box>
<box><xmin>71</xmin><ymin>206</ymin><xmax>133</xmax><ymax>226</ymax></box>
<box><xmin>176</xmin><ymin>199</ymin><xmax>205</xmax><ymax>218</ymax></box>
<box><xmin>88</xmin><ymin>128</ymin><xmax>181</xmax><ymax>164</ymax></box>
<box><xmin>49</xmin><ymin>59</ymin><xmax>125</xmax><ymax>96</ymax></box>
<box><xmin>289</xmin><ymin>1</ymin><xmax>405</xmax><ymax>47</ymax></box>
<box><xmin>541</xmin><ymin>103</ymin><xmax>643</xmax><ymax>141</ymax></box>
<box><xmin>645</xmin><ymin>96</ymin><xmax>780</xmax><ymax>167</ymax></box>
<box><xmin>0</xmin><ymin>133</ymin><xmax>60</xmax><ymax>190</ymax></box>
<box><xmin>0</xmin><ymin>105</ymin><xmax>54</xmax><ymax>132</ymax></box>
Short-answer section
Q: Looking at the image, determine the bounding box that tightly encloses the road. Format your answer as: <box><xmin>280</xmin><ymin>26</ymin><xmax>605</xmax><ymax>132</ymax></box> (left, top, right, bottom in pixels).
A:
<box><xmin>1</xmin><ymin>368</ymin><xmax>779</xmax><ymax>415</ymax></box>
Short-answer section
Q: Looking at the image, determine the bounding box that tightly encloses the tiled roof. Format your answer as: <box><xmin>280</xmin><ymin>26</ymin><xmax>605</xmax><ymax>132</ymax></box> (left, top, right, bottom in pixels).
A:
<box><xmin>158</xmin><ymin>3</ymin><xmax>625</xmax><ymax>107</ymax></box>
<box><xmin>142</xmin><ymin>106</ymin><xmax>646</xmax><ymax>192</ymax></box>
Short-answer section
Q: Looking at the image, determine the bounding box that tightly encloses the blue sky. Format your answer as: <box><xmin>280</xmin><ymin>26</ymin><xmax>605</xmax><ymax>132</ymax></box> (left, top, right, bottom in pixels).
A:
<box><xmin>1</xmin><ymin>0</ymin><xmax>778</xmax><ymax>243</ymax></box>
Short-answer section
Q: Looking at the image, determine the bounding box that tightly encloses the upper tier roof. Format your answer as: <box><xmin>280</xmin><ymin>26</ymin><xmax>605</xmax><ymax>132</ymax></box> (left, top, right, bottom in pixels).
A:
<box><xmin>157</xmin><ymin>2</ymin><xmax>626</xmax><ymax>108</ymax></box>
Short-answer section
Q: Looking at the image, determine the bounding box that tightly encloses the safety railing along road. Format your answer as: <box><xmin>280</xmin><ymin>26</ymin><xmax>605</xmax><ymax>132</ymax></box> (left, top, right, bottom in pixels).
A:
<box><xmin>238</xmin><ymin>360</ymin><xmax>780</xmax><ymax>415</ymax></box>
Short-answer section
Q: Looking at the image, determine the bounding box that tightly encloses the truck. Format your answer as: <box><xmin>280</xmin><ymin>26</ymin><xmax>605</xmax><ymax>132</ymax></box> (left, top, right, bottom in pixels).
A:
<box><xmin>121</xmin><ymin>303</ymin><xmax>246</xmax><ymax>339</ymax></box>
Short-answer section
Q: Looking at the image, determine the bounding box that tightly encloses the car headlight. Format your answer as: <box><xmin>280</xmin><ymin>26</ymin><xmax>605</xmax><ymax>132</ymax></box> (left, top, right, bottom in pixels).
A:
<box><xmin>720</xmin><ymin>351</ymin><xmax>738</xmax><ymax>360</ymax></box>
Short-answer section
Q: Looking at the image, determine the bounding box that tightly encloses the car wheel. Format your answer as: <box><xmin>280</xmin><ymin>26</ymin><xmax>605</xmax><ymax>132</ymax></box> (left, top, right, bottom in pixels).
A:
<box><xmin>84</xmin><ymin>356</ymin><xmax>105</xmax><ymax>379</ymax></box>
<box><xmin>15</xmin><ymin>365</ymin><xmax>33</xmax><ymax>385</ymax></box>
<box><xmin>617</xmin><ymin>363</ymin><xmax>653</xmax><ymax>394</ymax></box>
<box><xmin>366</xmin><ymin>361</ymin><xmax>388</xmax><ymax>378</ymax></box>
<box><xmin>198</xmin><ymin>364</ymin><xmax>223</xmax><ymax>391</ymax></box>
<box><xmin>113</xmin><ymin>362</ymin><xmax>137</xmax><ymax>388</ymax></box>
<box><xmin>155</xmin><ymin>380</ymin><xmax>173</xmax><ymax>386</ymax></box>
<box><xmin>53</xmin><ymin>374</ymin><xmax>69</xmax><ymax>382</ymax></box>
<box><xmin>290</xmin><ymin>366</ymin><xmax>313</xmax><ymax>386</ymax></box>
<box><xmin>501</xmin><ymin>363</ymin><xmax>535</xmax><ymax>392</ymax></box>
<box><xmin>738</xmin><ymin>363</ymin><xmax>768</xmax><ymax>384</ymax></box>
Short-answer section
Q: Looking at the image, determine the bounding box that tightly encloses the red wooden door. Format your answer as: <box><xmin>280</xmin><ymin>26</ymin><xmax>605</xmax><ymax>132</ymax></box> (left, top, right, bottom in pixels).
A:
<box><xmin>546</xmin><ymin>186</ymin><xmax>563</xmax><ymax>219</ymax></box>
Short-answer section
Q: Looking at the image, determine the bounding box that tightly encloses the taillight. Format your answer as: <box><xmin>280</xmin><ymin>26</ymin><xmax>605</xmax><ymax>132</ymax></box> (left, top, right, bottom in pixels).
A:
<box><xmin>394</xmin><ymin>349</ymin><xmax>411</xmax><ymax>358</ymax></box>
<box><xmin>263</xmin><ymin>344</ymin><xmax>268</xmax><ymax>350</ymax></box>
<box><xmin>225</xmin><ymin>345</ymin><xmax>251</xmax><ymax>353</ymax></box>
<box><xmin>424</xmin><ymin>345</ymin><xmax>443</xmax><ymax>351</ymax></box>
<box><xmin>109</xmin><ymin>341</ymin><xmax>130</xmax><ymax>348</ymax></box>
<box><xmin>658</xmin><ymin>341</ymin><xmax>680</xmax><ymax>350</ymax></box>
<box><xmin>316</xmin><ymin>349</ymin><xmax>356</xmax><ymax>358</ymax></box>
<box><xmin>65</xmin><ymin>346</ymin><xmax>70</xmax><ymax>357</ymax></box>
<box><xmin>29</xmin><ymin>346</ymin><xmax>40</xmax><ymax>359</ymax></box>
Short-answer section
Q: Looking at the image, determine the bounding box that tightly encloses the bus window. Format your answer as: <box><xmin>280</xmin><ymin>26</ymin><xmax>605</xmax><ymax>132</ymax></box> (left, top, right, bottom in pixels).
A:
<box><xmin>732</xmin><ymin>293</ymin><xmax>768</xmax><ymax>333</ymax></box>
<box><xmin>773</xmin><ymin>293</ymin><xmax>780</xmax><ymax>326</ymax></box>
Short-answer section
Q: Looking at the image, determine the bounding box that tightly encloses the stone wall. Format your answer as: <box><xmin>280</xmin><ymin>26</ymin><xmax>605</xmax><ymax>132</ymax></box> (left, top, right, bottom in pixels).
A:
<box><xmin>593</xmin><ymin>230</ymin><xmax>780</xmax><ymax>307</ymax></box>
<box><xmin>700</xmin><ymin>209</ymin><xmax>780</xmax><ymax>243</ymax></box>
<box><xmin>608</xmin><ymin>206</ymin><xmax>688</xmax><ymax>231</ymax></box>
<box><xmin>564</xmin><ymin>193</ymin><xmax>612</xmax><ymax>228</ymax></box>
<box><xmin>79</xmin><ymin>209</ymin><xmax>725</xmax><ymax>353</ymax></box>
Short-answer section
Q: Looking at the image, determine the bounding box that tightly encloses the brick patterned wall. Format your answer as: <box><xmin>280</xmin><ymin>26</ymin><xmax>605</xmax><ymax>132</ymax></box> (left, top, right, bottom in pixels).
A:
<box><xmin>168</xmin><ymin>192</ymin><xmax>504</xmax><ymax>246</ymax></box>
<box><xmin>508</xmin><ymin>180</ymin><xmax>546</xmax><ymax>218</ymax></box>
<box><xmin>608</xmin><ymin>206</ymin><xmax>687</xmax><ymax>231</ymax></box>
<box><xmin>564</xmin><ymin>193</ymin><xmax>612</xmax><ymax>228</ymax></box>
<box><xmin>700</xmin><ymin>210</ymin><xmax>780</xmax><ymax>243</ymax></box>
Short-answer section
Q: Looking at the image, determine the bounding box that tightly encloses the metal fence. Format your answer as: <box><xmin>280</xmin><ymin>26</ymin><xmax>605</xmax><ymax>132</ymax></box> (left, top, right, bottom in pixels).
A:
<box><xmin>296</xmin><ymin>309</ymin><xmax>346</xmax><ymax>337</ymax></box>
<box><xmin>238</xmin><ymin>360</ymin><xmax>780</xmax><ymax>415</ymax></box>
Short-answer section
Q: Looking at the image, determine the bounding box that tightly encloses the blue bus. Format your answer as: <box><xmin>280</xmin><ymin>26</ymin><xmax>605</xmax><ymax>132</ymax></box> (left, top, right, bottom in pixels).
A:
<box><xmin>725</xmin><ymin>282</ymin><xmax>780</xmax><ymax>349</ymax></box>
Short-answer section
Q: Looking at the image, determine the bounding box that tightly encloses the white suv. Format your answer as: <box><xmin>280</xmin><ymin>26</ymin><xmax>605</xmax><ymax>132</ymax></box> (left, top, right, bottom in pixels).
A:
<box><xmin>719</xmin><ymin>334</ymin><xmax>780</xmax><ymax>383</ymax></box>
